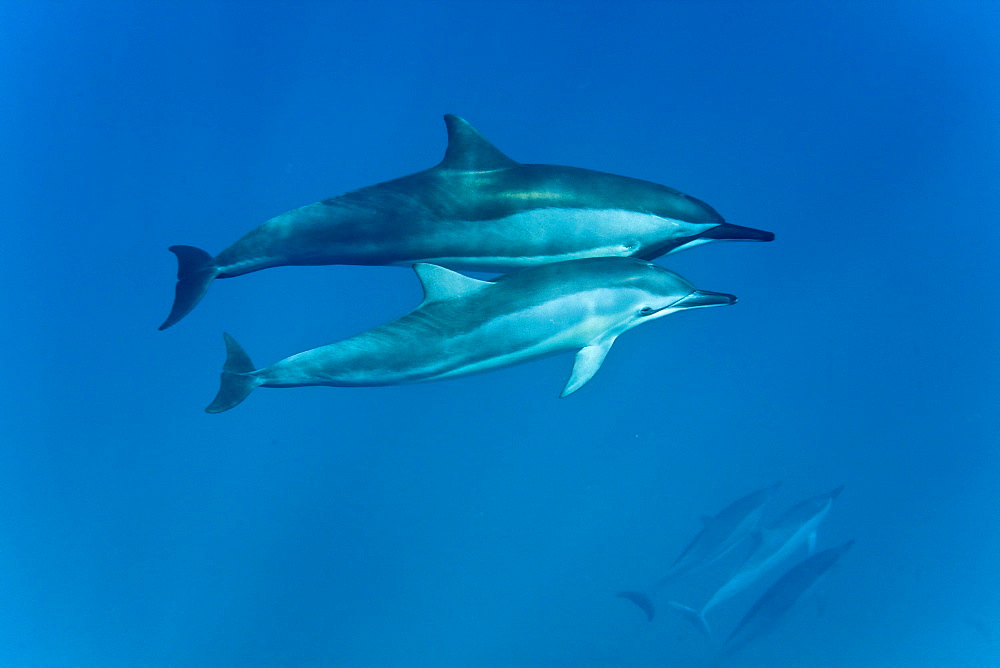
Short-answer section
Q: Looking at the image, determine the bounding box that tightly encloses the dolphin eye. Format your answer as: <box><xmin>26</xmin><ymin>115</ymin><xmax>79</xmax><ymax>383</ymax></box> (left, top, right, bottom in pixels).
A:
<box><xmin>638</xmin><ymin>306</ymin><xmax>655</xmax><ymax>316</ymax></box>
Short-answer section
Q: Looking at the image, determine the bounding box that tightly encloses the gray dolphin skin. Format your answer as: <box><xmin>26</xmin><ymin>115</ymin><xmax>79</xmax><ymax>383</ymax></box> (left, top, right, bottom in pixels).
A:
<box><xmin>669</xmin><ymin>485</ymin><xmax>844</xmax><ymax>635</ymax></box>
<box><xmin>721</xmin><ymin>540</ymin><xmax>855</xmax><ymax>659</ymax></box>
<box><xmin>617</xmin><ymin>483</ymin><xmax>780</xmax><ymax>621</ymax></box>
<box><xmin>160</xmin><ymin>115</ymin><xmax>773</xmax><ymax>329</ymax></box>
<box><xmin>204</xmin><ymin>257</ymin><xmax>736</xmax><ymax>413</ymax></box>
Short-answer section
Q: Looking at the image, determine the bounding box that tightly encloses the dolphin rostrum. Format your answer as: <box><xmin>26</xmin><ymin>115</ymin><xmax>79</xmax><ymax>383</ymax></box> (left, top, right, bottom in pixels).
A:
<box><xmin>617</xmin><ymin>483</ymin><xmax>780</xmax><ymax>621</ymax></box>
<box><xmin>721</xmin><ymin>540</ymin><xmax>855</xmax><ymax>658</ymax></box>
<box><xmin>668</xmin><ymin>485</ymin><xmax>844</xmax><ymax>636</ymax></box>
<box><xmin>160</xmin><ymin>115</ymin><xmax>773</xmax><ymax>329</ymax></box>
<box><xmin>204</xmin><ymin>257</ymin><xmax>736</xmax><ymax>413</ymax></box>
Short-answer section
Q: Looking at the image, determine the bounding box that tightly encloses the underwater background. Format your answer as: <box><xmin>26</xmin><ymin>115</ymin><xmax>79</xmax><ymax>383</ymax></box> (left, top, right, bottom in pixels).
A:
<box><xmin>3</xmin><ymin>1</ymin><xmax>998</xmax><ymax>665</ymax></box>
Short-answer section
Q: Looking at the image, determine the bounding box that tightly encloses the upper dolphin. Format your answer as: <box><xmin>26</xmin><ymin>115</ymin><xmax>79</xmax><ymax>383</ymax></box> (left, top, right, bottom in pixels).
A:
<box><xmin>159</xmin><ymin>115</ymin><xmax>773</xmax><ymax>329</ymax></box>
<box><xmin>204</xmin><ymin>257</ymin><xmax>736</xmax><ymax>413</ymax></box>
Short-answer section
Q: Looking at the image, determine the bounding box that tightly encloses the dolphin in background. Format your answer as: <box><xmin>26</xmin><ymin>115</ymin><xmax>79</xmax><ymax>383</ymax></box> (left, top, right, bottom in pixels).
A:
<box><xmin>160</xmin><ymin>115</ymin><xmax>774</xmax><ymax>329</ymax></box>
<box><xmin>617</xmin><ymin>483</ymin><xmax>780</xmax><ymax>621</ymax></box>
<box><xmin>721</xmin><ymin>540</ymin><xmax>855</xmax><ymax>660</ymax></box>
<box><xmin>669</xmin><ymin>485</ymin><xmax>844</xmax><ymax>636</ymax></box>
<box><xmin>204</xmin><ymin>257</ymin><xmax>736</xmax><ymax>413</ymax></box>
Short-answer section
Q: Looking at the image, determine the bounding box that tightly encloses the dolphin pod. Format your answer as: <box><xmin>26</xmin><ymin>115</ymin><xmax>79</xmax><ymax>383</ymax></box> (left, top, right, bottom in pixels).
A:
<box><xmin>205</xmin><ymin>257</ymin><xmax>735</xmax><ymax>413</ymax></box>
<box><xmin>159</xmin><ymin>115</ymin><xmax>773</xmax><ymax>329</ymax></box>
<box><xmin>158</xmin><ymin>116</ymin><xmax>817</xmax><ymax>657</ymax></box>
<box><xmin>668</xmin><ymin>485</ymin><xmax>845</xmax><ymax>635</ymax></box>
<box><xmin>617</xmin><ymin>483</ymin><xmax>781</xmax><ymax>620</ymax></box>
<box><xmin>618</xmin><ymin>487</ymin><xmax>852</xmax><ymax>660</ymax></box>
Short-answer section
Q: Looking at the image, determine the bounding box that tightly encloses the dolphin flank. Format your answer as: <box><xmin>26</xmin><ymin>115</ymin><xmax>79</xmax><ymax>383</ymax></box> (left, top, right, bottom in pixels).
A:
<box><xmin>204</xmin><ymin>257</ymin><xmax>736</xmax><ymax>413</ymax></box>
<box><xmin>160</xmin><ymin>115</ymin><xmax>773</xmax><ymax>329</ymax></box>
<box><xmin>721</xmin><ymin>540</ymin><xmax>855</xmax><ymax>658</ymax></box>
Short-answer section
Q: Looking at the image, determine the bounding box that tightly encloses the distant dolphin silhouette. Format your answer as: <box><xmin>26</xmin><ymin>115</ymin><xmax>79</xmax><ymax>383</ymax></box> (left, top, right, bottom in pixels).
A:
<box><xmin>160</xmin><ymin>115</ymin><xmax>773</xmax><ymax>329</ymax></box>
<box><xmin>204</xmin><ymin>257</ymin><xmax>735</xmax><ymax>413</ymax></box>
<box><xmin>721</xmin><ymin>540</ymin><xmax>855</xmax><ymax>659</ymax></box>
<box><xmin>669</xmin><ymin>486</ymin><xmax>844</xmax><ymax>636</ymax></box>
<box><xmin>617</xmin><ymin>483</ymin><xmax>780</xmax><ymax>621</ymax></box>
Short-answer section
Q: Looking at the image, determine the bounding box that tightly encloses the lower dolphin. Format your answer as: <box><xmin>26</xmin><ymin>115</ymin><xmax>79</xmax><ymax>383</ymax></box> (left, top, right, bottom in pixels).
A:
<box><xmin>721</xmin><ymin>540</ymin><xmax>855</xmax><ymax>659</ymax></box>
<box><xmin>204</xmin><ymin>257</ymin><xmax>736</xmax><ymax>413</ymax></box>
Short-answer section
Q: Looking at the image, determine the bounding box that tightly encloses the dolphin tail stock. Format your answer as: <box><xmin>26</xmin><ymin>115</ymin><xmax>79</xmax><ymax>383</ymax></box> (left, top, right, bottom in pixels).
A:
<box><xmin>205</xmin><ymin>333</ymin><xmax>262</xmax><ymax>413</ymax></box>
<box><xmin>159</xmin><ymin>245</ymin><xmax>220</xmax><ymax>330</ymax></box>
<box><xmin>667</xmin><ymin>601</ymin><xmax>712</xmax><ymax>637</ymax></box>
<box><xmin>616</xmin><ymin>591</ymin><xmax>655</xmax><ymax>622</ymax></box>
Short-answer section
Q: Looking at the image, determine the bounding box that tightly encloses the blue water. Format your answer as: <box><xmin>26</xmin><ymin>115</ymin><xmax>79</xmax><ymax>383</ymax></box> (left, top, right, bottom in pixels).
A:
<box><xmin>3</xmin><ymin>1</ymin><xmax>998</xmax><ymax>665</ymax></box>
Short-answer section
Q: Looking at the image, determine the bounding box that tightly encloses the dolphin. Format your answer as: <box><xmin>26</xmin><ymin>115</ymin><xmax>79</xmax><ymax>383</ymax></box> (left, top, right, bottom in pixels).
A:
<box><xmin>721</xmin><ymin>540</ymin><xmax>855</xmax><ymax>659</ymax></box>
<box><xmin>616</xmin><ymin>483</ymin><xmax>780</xmax><ymax>621</ymax></box>
<box><xmin>669</xmin><ymin>485</ymin><xmax>844</xmax><ymax>636</ymax></box>
<box><xmin>203</xmin><ymin>257</ymin><xmax>736</xmax><ymax>413</ymax></box>
<box><xmin>160</xmin><ymin>115</ymin><xmax>773</xmax><ymax>329</ymax></box>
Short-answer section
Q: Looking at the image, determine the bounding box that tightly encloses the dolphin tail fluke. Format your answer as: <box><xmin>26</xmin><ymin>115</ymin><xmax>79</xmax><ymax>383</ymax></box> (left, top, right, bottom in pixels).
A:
<box><xmin>667</xmin><ymin>601</ymin><xmax>712</xmax><ymax>637</ymax></box>
<box><xmin>159</xmin><ymin>245</ymin><xmax>219</xmax><ymax>330</ymax></box>
<box><xmin>616</xmin><ymin>591</ymin><xmax>655</xmax><ymax>621</ymax></box>
<box><xmin>206</xmin><ymin>333</ymin><xmax>261</xmax><ymax>413</ymax></box>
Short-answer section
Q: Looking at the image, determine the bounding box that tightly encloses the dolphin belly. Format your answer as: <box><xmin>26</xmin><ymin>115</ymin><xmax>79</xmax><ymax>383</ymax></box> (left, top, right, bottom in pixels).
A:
<box><xmin>257</xmin><ymin>292</ymin><xmax>620</xmax><ymax>388</ymax></box>
<box><xmin>216</xmin><ymin>205</ymin><xmax>710</xmax><ymax>276</ymax></box>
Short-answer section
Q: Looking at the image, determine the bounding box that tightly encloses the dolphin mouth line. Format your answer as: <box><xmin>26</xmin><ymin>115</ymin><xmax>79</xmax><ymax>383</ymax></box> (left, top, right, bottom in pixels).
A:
<box><xmin>703</xmin><ymin>222</ymin><xmax>776</xmax><ymax>242</ymax></box>
<box><xmin>670</xmin><ymin>289</ymin><xmax>738</xmax><ymax>309</ymax></box>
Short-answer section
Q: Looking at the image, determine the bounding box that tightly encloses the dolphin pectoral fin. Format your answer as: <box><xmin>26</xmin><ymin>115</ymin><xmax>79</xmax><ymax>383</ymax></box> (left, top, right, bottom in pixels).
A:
<box><xmin>413</xmin><ymin>263</ymin><xmax>490</xmax><ymax>303</ymax></box>
<box><xmin>439</xmin><ymin>115</ymin><xmax>519</xmax><ymax>172</ymax></box>
<box><xmin>205</xmin><ymin>333</ymin><xmax>261</xmax><ymax>414</ymax></box>
<box><xmin>561</xmin><ymin>336</ymin><xmax>617</xmax><ymax>397</ymax></box>
<box><xmin>616</xmin><ymin>591</ymin><xmax>655</xmax><ymax>622</ymax></box>
<box><xmin>159</xmin><ymin>245</ymin><xmax>219</xmax><ymax>330</ymax></box>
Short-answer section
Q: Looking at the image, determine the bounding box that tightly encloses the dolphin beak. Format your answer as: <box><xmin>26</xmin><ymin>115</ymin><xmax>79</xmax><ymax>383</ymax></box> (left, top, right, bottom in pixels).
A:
<box><xmin>672</xmin><ymin>289</ymin><xmax>737</xmax><ymax>309</ymax></box>
<box><xmin>702</xmin><ymin>222</ymin><xmax>775</xmax><ymax>242</ymax></box>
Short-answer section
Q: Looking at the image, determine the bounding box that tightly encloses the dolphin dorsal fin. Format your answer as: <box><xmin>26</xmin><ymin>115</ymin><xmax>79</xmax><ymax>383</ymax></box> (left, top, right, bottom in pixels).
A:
<box><xmin>439</xmin><ymin>115</ymin><xmax>518</xmax><ymax>172</ymax></box>
<box><xmin>413</xmin><ymin>263</ymin><xmax>489</xmax><ymax>303</ymax></box>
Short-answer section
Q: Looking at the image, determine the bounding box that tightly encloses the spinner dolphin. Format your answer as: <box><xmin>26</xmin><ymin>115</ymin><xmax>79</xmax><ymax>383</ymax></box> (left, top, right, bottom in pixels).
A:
<box><xmin>617</xmin><ymin>483</ymin><xmax>780</xmax><ymax>621</ymax></box>
<box><xmin>204</xmin><ymin>257</ymin><xmax>736</xmax><ymax>413</ymax></box>
<box><xmin>668</xmin><ymin>486</ymin><xmax>844</xmax><ymax>635</ymax></box>
<box><xmin>160</xmin><ymin>115</ymin><xmax>772</xmax><ymax>329</ymax></box>
<box><xmin>722</xmin><ymin>540</ymin><xmax>855</xmax><ymax>658</ymax></box>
